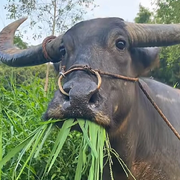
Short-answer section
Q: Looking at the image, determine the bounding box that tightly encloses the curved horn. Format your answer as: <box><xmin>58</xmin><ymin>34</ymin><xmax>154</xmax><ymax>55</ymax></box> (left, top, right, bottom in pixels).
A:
<box><xmin>0</xmin><ymin>18</ymin><xmax>63</xmax><ymax>67</ymax></box>
<box><xmin>125</xmin><ymin>22</ymin><xmax>180</xmax><ymax>47</ymax></box>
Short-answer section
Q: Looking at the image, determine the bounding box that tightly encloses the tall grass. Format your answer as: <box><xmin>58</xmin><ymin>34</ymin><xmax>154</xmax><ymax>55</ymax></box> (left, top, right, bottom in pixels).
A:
<box><xmin>0</xmin><ymin>112</ymin><xmax>2</xmax><ymax>180</ymax></box>
<box><xmin>0</xmin><ymin>70</ymin><xmax>83</xmax><ymax>180</ymax></box>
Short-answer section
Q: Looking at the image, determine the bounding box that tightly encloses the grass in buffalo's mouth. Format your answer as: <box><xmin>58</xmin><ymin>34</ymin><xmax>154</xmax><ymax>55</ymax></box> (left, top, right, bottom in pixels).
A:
<box><xmin>0</xmin><ymin>119</ymin><xmax>136</xmax><ymax>180</ymax></box>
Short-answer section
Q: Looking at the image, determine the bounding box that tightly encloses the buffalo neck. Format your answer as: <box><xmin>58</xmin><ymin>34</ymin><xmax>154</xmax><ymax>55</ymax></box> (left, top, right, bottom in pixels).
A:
<box><xmin>108</xmin><ymin>78</ymin><xmax>180</xmax><ymax>178</ymax></box>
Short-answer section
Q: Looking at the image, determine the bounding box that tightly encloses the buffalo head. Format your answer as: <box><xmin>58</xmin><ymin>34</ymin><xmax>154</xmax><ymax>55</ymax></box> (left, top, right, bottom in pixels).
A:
<box><xmin>1</xmin><ymin>17</ymin><xmax>180</xmax><ymax>179</ymax></box>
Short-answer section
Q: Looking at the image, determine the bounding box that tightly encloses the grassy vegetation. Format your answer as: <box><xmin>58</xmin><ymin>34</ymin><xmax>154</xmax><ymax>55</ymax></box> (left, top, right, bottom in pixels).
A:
<box><xmin>0</xmin><ymin>65</ymin><xmax>83</xmax><ymax>179</ymax></box>
<box><xmin>0</xmin><ymin>64</ymin><xmax>110</xmax><ymax>180</ymax></box>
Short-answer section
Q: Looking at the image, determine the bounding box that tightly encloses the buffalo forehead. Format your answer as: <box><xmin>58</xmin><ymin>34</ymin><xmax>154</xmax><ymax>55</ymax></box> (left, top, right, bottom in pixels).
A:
<box><xmin>63</xmin><ymin>17</ymin><xmax>128</xmax><ymax>45</ymax></box>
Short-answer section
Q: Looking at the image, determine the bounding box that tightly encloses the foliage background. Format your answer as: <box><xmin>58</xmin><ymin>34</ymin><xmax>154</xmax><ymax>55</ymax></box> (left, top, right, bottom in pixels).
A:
<box><xmin>135</xmin><ymin>1</ymin><xmax>180</xmax><ymax>87</ymax></box>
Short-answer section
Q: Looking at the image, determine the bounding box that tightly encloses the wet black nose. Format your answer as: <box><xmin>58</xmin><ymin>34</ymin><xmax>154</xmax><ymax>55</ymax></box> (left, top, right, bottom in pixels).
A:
<box><xmin>63</xmin><ymin>80</ymin><xmax>98</xmax><ymax>105</ymax></box>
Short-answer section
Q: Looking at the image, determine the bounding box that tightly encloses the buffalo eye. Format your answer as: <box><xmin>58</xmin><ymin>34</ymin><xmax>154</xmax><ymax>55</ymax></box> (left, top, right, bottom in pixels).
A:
<box><xmin>116</xmin><ymin>39</ymin><xmax>126</xmax><ymax>50</ymax></box>
<box><xmin>59</xmin><ymin>46</ymin><xmax>66</xmax><ymax>57</ymax></box>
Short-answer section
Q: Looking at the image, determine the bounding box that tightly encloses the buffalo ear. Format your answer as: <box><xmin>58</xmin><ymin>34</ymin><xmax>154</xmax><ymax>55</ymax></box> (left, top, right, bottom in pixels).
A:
<box><xmin>131</xmin><ymin>47</ymin><xmax>160</xmax><ymax>76</ymax></box>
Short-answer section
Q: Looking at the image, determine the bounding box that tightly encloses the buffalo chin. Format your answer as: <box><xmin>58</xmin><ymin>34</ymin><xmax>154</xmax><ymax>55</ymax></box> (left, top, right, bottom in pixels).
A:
<box><xmin>42</xmin><ymin>116</ymin><xmax>104</xmax><ymax>132</ymax></box>
<box><xmin>43</xmin><ymin>107</ymin><xmax>111</xmax><ymax>130</ymax></box>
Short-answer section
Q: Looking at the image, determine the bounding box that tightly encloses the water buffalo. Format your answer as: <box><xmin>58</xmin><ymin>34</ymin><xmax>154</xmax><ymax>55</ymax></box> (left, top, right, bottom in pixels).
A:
<box><xmin>1</xmin><ymin>18</ymin><xmax>180</xmax><ymax>180</ymax></box>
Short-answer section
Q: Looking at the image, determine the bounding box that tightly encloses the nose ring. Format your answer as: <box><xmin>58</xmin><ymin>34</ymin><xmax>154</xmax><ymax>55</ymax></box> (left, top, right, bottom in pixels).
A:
<box><xmin>58</xmin><ymin>66</ymin><xmax>102</xmax><ymax>96</ymax></box>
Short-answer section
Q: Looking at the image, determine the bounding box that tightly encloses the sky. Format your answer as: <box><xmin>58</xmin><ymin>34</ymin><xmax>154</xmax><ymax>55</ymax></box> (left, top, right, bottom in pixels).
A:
<box><xmin>0</xmin><ymin>0</ymin><xmax>151</xmax><ymax>45</ymax></box>
<box><xmin>87</xmin><ymin>0</ymin><xmax>151</xmax><ymax>21</ymax></box>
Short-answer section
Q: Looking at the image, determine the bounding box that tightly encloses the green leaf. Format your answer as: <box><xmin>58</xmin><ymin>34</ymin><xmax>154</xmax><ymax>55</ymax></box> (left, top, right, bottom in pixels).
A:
<box><xmin>0</xmin><ymin>133</ymin><xmax>36</xmax><ymax>169</ymax></box>
<box><xmin>43</xmin><ymin>119</ymin><xmax>76</xmax><ymax>177</ymax></box>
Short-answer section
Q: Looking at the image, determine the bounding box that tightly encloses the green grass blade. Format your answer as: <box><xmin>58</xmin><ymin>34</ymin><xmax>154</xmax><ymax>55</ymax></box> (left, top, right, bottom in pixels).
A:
<box><xmin>88</xmin><ymin>156</ymin><xmax>95</xmax><ymax>180</ymax></box>
<box><xmin>41</xmin><ymin>119</ymin><xmax>76</xmax><ymax>178</ymax></box>
<box><xmin>12</xmin><ymin>129</ymin><xmax>43</xmax><ymax>180</ymax></box>
<box><xmin>15</xmin><ymin>125</ymin><xmax>48</xmax><ymax>180</ymax></box>
<box><xmin>98</xmin><ymin>128</ymin><xmax>106</xmax><ymax>180</ymax></box>
<box><xmin>38</xmin><ymin>119</ymin><xmax>64</xmax><ymax>125</ymax></box>
<box><xmin>47</xmin><ymin>120</ymin><xmax>75</xmax><ymax>173</ymax></box>
<box><xmin>110</xmin><ymin>148</ymin><xmax>136</xmax><ymax>180</ymax></box>
<box><xmin>34</xmin><ymin>124</ymin><xmax>52</xmax><ymax>158</ymax></box>
<box><xmin>77</xmin><ymin>120</ymin><xmax>98</xmax><ymax>158</ymax></box>
<box><xmin>77</xmin><ymin>120</ymin><xmax>107</xmax><ymax>180</ymax></box>
<box><xmin>0</xmin><ymin>118</ymin><xmax>2</xmax><ymax>180</ymax></box>
<box><xmin>88</xmin><ymin>122</ymin><xmax>98</xmax><ymax>180</ymax></box>
<box><xmin>3</xmin><ymin>109</ymin><xmax>27</xmax><ymax>135</ymax></box>
<box><xmin>0</xmin><ymin>132</ymin><xmax>37</xmax><ymax>169</ymax></box>
<box><xmin>105</xmin><ymin>138</ymin><xmax>114</xmax><ymax>180</ymax></box>
<box><xmin>74</xmin><ymin>139</ymin><xmax>84</xmax><ymax>180</ymax></box>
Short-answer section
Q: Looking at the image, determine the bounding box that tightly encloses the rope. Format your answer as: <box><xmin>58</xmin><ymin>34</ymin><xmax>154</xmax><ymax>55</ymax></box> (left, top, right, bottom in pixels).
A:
<box><xmin>42</xmin><ymin>35</ymin><xmax>56</xmax><ymax>61</ymax></box>
<box><xmin>138</xmin><ymin>81</ymin><xmax>180</xmax><ymax>140</ymax></box>
<box><xmin>58</xmin><ymin>65</ymin><xmax>180</xmax><ymax>141</ymax></box>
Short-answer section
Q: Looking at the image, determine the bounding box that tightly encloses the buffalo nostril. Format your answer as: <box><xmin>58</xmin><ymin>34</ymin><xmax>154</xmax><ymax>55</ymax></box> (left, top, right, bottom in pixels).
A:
<box><xmin>61</xmin><ymin>86</ymin><xmax>71</xmax><ymax>100</ymax></box>
<box><xmin>63</xmin><ymin>86</ymin><xmax>71</xmax><ymax>94</ymax></box>
<box><xmin>89</xmin><ymin>91</ymin><xmax>99</xmax><ymax>104</ymax></box>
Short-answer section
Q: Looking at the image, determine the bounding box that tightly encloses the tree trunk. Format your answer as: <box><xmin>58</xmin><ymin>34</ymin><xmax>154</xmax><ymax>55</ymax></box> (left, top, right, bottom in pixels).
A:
<box><xmin>44</xmin><ymin>0</ymin><xmax>57</xmax><ymax>92</ymax></box>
